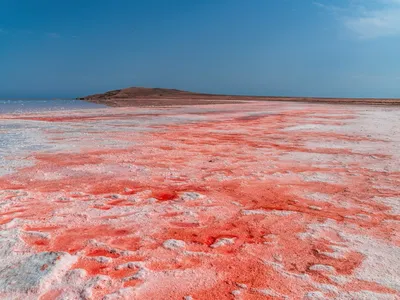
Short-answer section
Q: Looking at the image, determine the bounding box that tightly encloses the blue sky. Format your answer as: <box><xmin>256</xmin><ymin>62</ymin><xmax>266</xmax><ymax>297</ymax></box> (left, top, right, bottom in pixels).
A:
<box><xmin>1</xmin><ymin>0</ymin><xmax>400</xmax><ymax>99</ymax></box>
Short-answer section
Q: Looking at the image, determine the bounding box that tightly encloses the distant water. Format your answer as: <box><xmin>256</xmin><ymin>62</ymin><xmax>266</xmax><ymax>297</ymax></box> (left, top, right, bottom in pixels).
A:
<box><xmin>0</xmin><ymin>99</ymin><xmax>106</xmax><ymax>114</ymax></box>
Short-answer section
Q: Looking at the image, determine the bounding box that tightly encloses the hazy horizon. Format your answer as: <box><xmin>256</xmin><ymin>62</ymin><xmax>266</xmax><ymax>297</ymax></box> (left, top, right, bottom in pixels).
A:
<box><xmin>1</xmin><ymin>86</ymin><xmax>400</xmax><ymax>101</ymax></box>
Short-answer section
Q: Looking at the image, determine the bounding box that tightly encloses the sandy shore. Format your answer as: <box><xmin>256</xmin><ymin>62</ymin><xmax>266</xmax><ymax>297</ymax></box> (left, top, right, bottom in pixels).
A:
<box><xmin>0</xmin><ymin>102</ymin><xmax>399</xmax><ymax>299</ymax></box>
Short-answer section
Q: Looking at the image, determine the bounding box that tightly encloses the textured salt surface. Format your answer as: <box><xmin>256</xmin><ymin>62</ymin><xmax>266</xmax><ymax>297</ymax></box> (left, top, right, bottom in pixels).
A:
<box><xmin>0</xmin><ymin>102</ymin><xmax>399</xmax><ymax>299</ymax></box>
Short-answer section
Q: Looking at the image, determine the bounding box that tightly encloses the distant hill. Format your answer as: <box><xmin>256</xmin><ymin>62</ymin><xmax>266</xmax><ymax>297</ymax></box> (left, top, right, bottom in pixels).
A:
<box><xmin>77</xmin><ymin>87</ymin><xmax>252</xmax><ymax>106</ymax></box>
<box><xmin>78</xmin><ymin>87</ymin><xmax>213</xmax><ymax>100</ymax></box>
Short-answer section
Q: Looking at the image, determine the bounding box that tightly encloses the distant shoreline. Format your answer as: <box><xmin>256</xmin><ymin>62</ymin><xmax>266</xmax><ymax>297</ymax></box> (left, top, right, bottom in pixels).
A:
<box><xmin>78</xmin><ymin>87</ymin><xmax>400</xmax><ymax>107</ymax></box>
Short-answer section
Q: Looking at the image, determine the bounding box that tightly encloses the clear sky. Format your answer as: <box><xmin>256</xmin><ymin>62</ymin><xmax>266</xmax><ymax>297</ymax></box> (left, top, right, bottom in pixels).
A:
<box><xmin>1</xmin><ymin>0</ymin><xmax>400</xmax><ymax>99</ymax></box>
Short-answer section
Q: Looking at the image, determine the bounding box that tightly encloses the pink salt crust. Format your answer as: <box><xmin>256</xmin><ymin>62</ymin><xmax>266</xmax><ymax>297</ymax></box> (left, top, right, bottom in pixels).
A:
<box><xmin>0</xmin><ymin>102</ymin><xmax>399</xmax><ymax>299</ymax></box>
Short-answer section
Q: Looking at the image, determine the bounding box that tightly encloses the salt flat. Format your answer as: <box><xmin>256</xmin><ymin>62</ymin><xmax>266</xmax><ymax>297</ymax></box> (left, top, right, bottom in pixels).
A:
<box><xmin>0</xmin><ymin>102</ymin><xmax>399</xmax><ymax>299</ymax></box>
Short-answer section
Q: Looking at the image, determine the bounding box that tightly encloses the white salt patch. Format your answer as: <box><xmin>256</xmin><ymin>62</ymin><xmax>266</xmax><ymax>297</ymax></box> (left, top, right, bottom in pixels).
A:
<box><xmin>345</xmin><ymin>214</ymin><xmax>371</xmax><ymax>221</ymax></box>
<box><xmin>300</xmin><ymin>172</ymin><xmax>339</xmax><ymax>184</ymax></box>
<box><xmin>180</xmin><ymin>192</ymin><xmax>204</xmax><ymax>201</ymax></box>
<box><xmin>307</xmin><ymin>192</ymin><xmax>332</xmax><ymax>203</ymax></box>
<box><xmin>236</xmin><ymin>283</ymin><xmax>248</xmax><ymax>289</ymax></box>
<box><xmin>336</xmin><ymin>290</ymin><xmax>397</xmax><ymax>300</ymax></box>
<box><xmin>115</xmin><ymin>262</ymin><xmax>144</xmax><ymax>270</ymax></box>
<box><xmin>320</xmin><ymin>245</ymin><xmax>349</xmax><ymax>259</ymax></box>
<box><xmin>308</xmin><ymin>206</ymin><xmax>322</xmax><ymax>211</ymax></box>
<box><xmin>373</xmin><ymin>197</ymin><xmax>400</xmax><ymax>215</ymax></box>
<box><xmin>253</xmin><ymin>288</ymin><xmax>289</xmax><ymax>299</ymax></box>
<box><xmin>241</xmin><ymin>209</ymin><xmax>293</xmax><ymax>216</ymax></box>
<box><xmin>231</xmin><ymin>289</ymin><xmax>241</xmax><ymax>296</ymax></box>
<box><xmin>23</xmin><ymin>231</ymin><xmax>50</xmax><ymax>239</ymax></box>
<box><xmin>163</xmin><ymin>239</ymin><xmax>186</xmax><ymax>250</ymax></box>
<box><xmin>328</xmin><ymin>275</ymin><xmax>350</xmax><ymax>286</ymax></box>
<box><xmin>284</xmin><ymin>124</ymin><xmax>323</xmax><ymax>131</ymax></box>
<box><xmin>340</xmin><ymin>232</ymin><xmax>400</xmax><ymax>291</ymax></box>
<box><xmin>92</xmin><ymin>256</ymin><xmax>113</xmax><ymax>264</ymax></box>
<box><xmin>304</xmin><ymin>291</ymin><xmax>326</xmax><ymax>300</ymax></box>
<box><xmin>309</xmin><ymin>264</ymin><xmax>336</xmax><ymax>273</ymax></box>
<box><xmin>210</xmin><ymin>238</ymin><xmax>236</xmax><ymax>248</ymax></box>
<box><xmin>123</xmin><ymin>269</ymin><xmax>147</xmax><ymax>281</ymax></box>
<box><xmin>311</xmin><ymin>282</ymin><xmax>339</xmax><ymax>294</ymax></box>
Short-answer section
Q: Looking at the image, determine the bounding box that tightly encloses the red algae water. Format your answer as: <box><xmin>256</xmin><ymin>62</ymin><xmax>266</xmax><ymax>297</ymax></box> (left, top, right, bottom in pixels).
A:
<box><xmin>0</xmin><ymin>102</ymin><xmax>399</xmax><ymax>299</ymax></box>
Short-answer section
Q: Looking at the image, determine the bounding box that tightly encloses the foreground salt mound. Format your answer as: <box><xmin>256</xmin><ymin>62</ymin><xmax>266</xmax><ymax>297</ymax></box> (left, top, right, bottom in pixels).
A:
<box><xmin>0</xmin><ymin>252</ymin><xmax>75</xmax><ymax>294</ymax></box>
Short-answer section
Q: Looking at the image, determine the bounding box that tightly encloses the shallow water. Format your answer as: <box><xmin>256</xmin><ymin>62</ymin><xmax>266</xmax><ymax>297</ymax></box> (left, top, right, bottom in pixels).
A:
<box><xmin>0</xmin><ymin>99</ymin><xmax>106</xmax><ymax>114</ymax></box>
